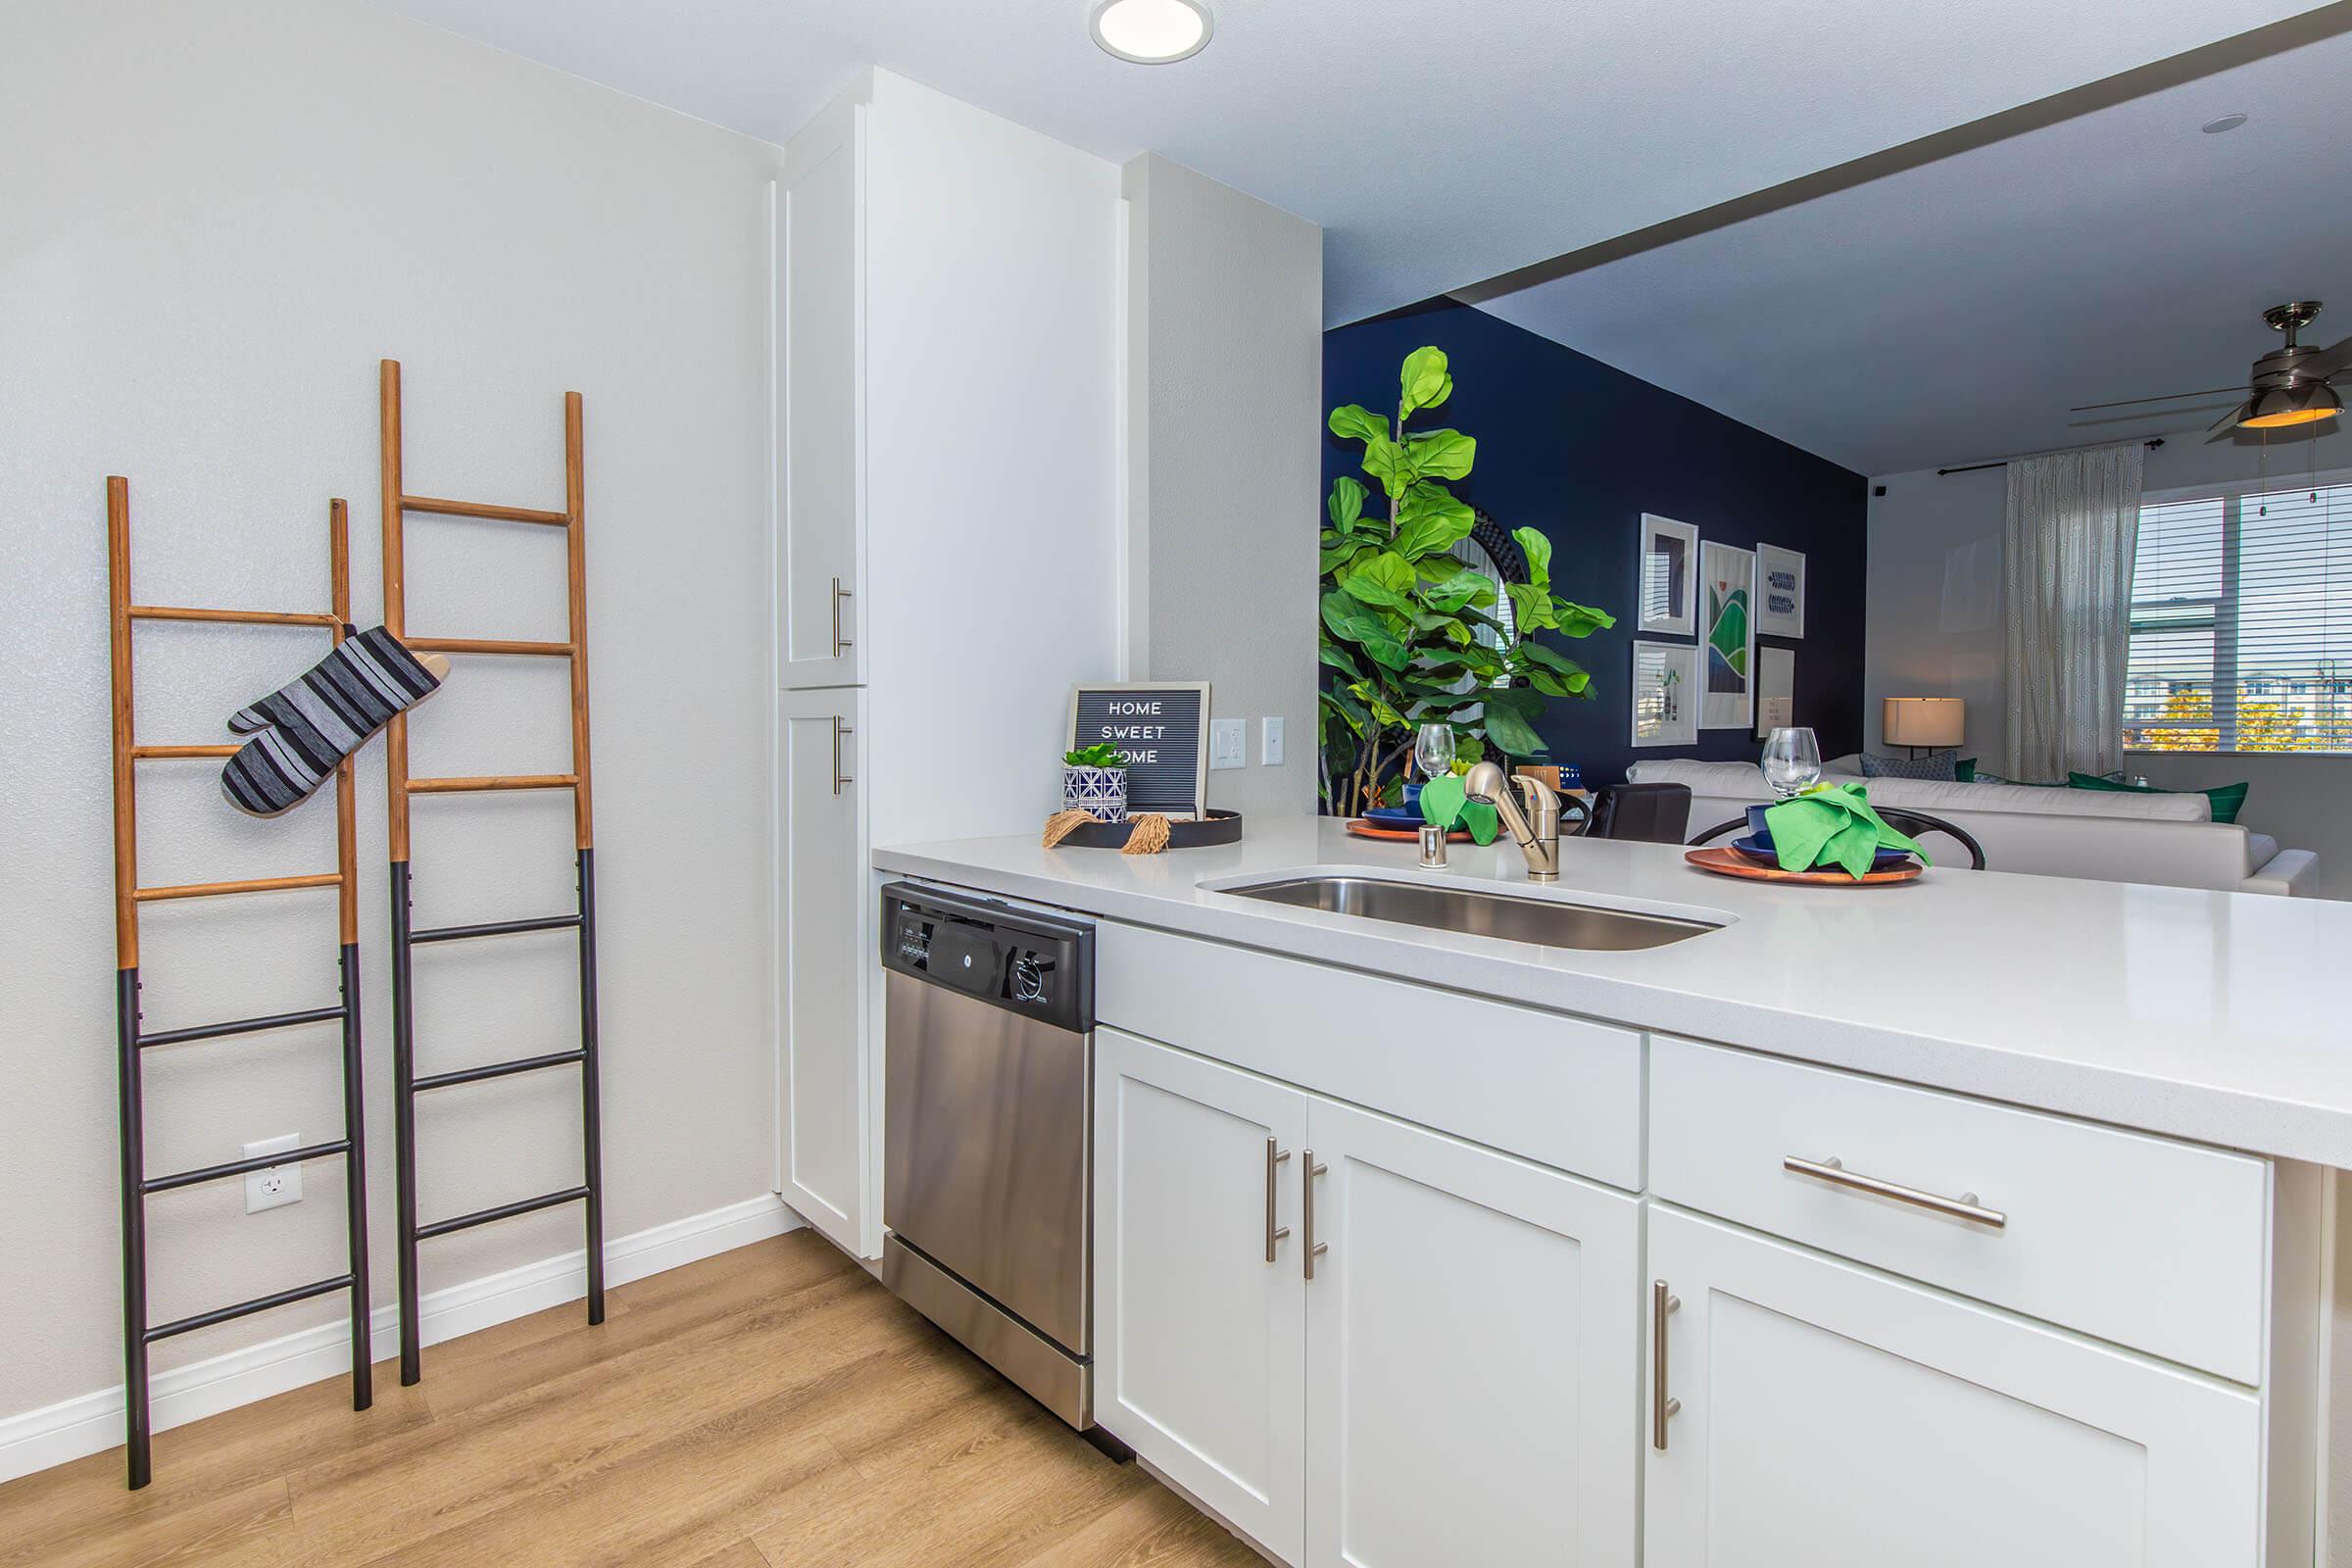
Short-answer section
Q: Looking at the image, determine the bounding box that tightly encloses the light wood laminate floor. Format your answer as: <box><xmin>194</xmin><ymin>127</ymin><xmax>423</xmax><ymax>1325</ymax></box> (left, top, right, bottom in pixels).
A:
<box><xmin>1</xmin><ymin>1230</ymin><xmax>1264</xmax><ymax>1567</ymax></box>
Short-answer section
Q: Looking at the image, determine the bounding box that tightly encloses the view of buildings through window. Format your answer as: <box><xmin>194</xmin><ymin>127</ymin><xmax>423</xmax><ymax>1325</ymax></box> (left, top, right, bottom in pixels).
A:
<box><xmin>2125</xmin><ymin>477</ymin><xmax>2352</xmax><ymax>754</ymax></box>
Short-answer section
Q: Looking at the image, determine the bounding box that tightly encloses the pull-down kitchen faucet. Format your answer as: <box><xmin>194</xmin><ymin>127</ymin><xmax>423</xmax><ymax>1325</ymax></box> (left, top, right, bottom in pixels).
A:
<box><xmin>1462</xmin><ymin>761</ymin><xmax>1562</xmax><ymax>882</ymax></box>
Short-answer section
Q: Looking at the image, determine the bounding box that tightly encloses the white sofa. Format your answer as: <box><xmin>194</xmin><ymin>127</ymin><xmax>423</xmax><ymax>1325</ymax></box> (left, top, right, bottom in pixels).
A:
<box><xmin>1626</xmin><ymin>757</ymin><xmax>2319</xmax><ymax>897</ymax></box>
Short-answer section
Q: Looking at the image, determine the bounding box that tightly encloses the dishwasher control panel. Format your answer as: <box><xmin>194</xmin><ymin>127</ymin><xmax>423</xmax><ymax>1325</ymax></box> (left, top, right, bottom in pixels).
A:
<box><xmin>879</xmin><ymin>882</ymin><xmax>1094</xmax><ymax>1032</ymax></box>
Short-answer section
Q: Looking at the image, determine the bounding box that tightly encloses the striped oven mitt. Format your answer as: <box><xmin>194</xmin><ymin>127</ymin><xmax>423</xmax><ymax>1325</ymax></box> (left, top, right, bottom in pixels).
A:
<box><xmin>221</xmin><ymin>626</ymin><xmax>441</xmax><ymax>815</ymax></box>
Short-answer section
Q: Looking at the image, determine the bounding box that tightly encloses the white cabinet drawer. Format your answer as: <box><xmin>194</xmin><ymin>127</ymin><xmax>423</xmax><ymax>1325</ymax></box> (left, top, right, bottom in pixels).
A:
<box><xmin>1649</xmin><ymin>1037</ymin><xmax>2271</xmax><ymax>1383</ymax></box>
<box><xmin>1099</xmin><ymin>923</ymin><xmax>1642</xmax><ymax>1190</ymax></box>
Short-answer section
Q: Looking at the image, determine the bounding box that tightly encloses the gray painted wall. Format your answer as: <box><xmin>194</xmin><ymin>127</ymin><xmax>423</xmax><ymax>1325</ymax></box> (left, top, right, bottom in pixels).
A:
<box><xmin>1866</xmin><ymin>427</ymin><xmax>2352</xmax><ymax>899</ymax></box>
<box><xmin>1123</xmin><ymin>153</ymin><xmax>1323</xmax><ymax>820</ymax></box>
<box><xmin>1</xmin><ymin>0</ymin><xmax>780</xmax><ymax>1431</ymax></box>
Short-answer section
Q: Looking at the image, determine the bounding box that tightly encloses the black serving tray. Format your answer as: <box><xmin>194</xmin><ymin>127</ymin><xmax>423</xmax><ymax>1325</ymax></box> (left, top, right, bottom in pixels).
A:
<box><xmin>1053</xmin><ymin>808</ymin><xmax>1243</xmax><ymax>850</ymax></box>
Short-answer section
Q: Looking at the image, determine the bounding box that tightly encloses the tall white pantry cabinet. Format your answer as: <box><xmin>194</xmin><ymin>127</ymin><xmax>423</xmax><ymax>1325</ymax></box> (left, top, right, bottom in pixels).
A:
<box><xmin>770</xmin><ymin>70</ymin><xmax>1123</xmax><ymax>1258</ymax></box>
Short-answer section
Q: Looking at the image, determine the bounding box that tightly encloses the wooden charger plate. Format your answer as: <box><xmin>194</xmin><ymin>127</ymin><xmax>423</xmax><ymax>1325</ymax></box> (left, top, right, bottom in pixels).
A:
<box><xmin>1347</xmin><ymin>818</ymin><xmax>1470</xmax><ymax>844</ymax></box>
<box><xmin>1684</xmin><ymin>847</ymin><xmax>1922</xmax><ymax>886</ymax></box>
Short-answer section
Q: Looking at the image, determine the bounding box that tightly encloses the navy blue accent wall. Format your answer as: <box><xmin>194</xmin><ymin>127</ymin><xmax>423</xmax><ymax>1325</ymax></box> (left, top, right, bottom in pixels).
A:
<box><xmin>1323</xmin><ymin>299</ymin><xmax>1869</xmax><ymax>785</ymax></box>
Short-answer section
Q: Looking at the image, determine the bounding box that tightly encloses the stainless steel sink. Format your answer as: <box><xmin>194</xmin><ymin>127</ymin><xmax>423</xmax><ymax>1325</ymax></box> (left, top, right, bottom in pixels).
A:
<box><xmin>1221</xmin><ymin>875</ymin><xmax>1718</xmax><ymax>952</ymax></box>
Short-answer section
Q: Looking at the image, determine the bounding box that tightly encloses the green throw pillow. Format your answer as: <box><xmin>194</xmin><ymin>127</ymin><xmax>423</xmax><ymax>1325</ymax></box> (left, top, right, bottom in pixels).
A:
<box><xmin>1954</xmin><ymin>757</ymin><xmax>1976</xmax><ymax>783</ymax></box>
<box><xmin>2066</xmin><ymin>771</ymin><xmax>2249</xmax><ymax>825</ymax></box>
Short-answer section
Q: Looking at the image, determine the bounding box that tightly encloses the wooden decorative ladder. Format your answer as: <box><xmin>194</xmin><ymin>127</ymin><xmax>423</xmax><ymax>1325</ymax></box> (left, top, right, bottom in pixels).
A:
<box><xmin>105</xmin><ymin>480</ymin><xmax>373</xmax><ymax>1490</ymax></box>
<box><xmin>376</xmin><ymin>359</ymin><xmax>605</xmax><ymax>1385</ymax></box>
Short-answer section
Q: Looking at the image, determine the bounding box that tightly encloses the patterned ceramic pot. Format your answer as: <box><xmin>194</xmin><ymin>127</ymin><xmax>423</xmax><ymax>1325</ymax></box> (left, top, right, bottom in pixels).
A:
<box><xmin>1062</xmin><ymin>764</ymin><xmax>1129</xmax><ymax>823</ymax></box>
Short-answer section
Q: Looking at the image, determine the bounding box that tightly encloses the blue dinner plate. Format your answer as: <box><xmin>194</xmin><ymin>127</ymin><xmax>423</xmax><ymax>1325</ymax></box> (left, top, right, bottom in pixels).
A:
<box><xmin>1734</xmin><ymin>831</ymin><xmax>1913</xmax><ymax>869</ymax></box>
<box><xmin>1362</xmin><ymin>805</ymin><xmax>1425</xmax><ymax>826</ymax></box>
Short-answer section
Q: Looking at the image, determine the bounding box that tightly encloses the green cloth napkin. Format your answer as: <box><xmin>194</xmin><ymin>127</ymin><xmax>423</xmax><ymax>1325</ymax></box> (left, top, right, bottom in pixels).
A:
<box><xmin>1417</xmin><ymin>775</ymin><xmax>1498</xmax><ymax>846</ymax></box>
<box><xmin>1762</xmin><ymin>783</ymin><xmax>1929</xmax><ymax>879</ymax></box>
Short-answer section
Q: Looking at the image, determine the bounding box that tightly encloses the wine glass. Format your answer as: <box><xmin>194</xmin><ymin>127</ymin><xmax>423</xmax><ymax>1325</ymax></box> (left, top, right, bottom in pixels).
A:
<box><xmin>1413</xmin><ymin>723</ymin><xmax>1456</xmax><ymax>783</ymax></box>
<box><xmin>1761</xmin><ymin>727</ymin><xmax>1822</xmax><ymax>798</ymax></box>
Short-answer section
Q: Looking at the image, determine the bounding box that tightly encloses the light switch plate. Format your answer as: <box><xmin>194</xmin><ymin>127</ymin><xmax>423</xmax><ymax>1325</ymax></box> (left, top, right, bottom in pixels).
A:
<box><xmin>1209</xmin><ymin>718</ymin><xmax>1247</xmax><ymax>770</ymax></box>
<box><xmin>1261</xmin><ymin>716</ymin><xmax>1286</xmax><ymax>766</ymax></box>
<box><xmin>244</xmin><ymin>1133</ymin><xmax>302</xmax><ymax>1213</ymax></box>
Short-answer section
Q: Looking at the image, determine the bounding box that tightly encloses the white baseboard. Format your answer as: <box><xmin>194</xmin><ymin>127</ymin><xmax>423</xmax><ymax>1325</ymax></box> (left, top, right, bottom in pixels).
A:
<box><xmin>0</xmin><ymin>1193</ymin><xmax>801</xmax><ymax>1486</ymax></box>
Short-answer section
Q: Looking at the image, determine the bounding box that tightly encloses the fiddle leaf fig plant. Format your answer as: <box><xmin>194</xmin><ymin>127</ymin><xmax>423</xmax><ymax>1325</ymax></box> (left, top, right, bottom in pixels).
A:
<box><xmin>1318</xmin><ymin>346</ymin><xmax>1615</xmax><ymax>816</ymax></box>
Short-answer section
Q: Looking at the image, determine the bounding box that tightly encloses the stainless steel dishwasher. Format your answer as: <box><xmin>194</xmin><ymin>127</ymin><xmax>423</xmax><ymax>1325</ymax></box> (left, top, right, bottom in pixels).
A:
<box><xmin>878</xmin><ymin>882</ymin><xmax>1100</xmax><ymax>1432</ymax></box>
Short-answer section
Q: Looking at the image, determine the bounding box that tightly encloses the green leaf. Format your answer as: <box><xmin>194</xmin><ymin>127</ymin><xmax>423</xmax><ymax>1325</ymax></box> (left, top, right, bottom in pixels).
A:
<box><xmin>1360</xmin><ymin>627</ymin><xmax>1412</xmax><ymax>671</ymax></box>
<box><xmin>1515</xmin><ymin>644</ymin><xmax>1591</xmax><ymax>696</ymax></box>
<box><xmin>1518</xmin><ymin>640</ymin><xmax>1585</xmax><ymax>677</ymax></box>
<box><xmin>1398</xmin><ymin>347</ymin><xmax>1453</xmax><ymax>416</ymax></box>
<box><xmin>1328</xmin><ymin>405</ymin><xmax>1387</xmax><ymax>445</ymax></box>
<box><xmin>1360</xmin><ymin>435</ymin><xmax>1415</xmax><ymax>499</ymax></box>
<box><xmin>1319</xmin><ymin>591</ymin><xmax>1370</xmax><ymax>636</ymax></box>
<box><xmin>1481</xmin><ymin>683</ymin><xmax>1543</xmax><ymax>717</ymax></box>
<box><xmin>1319</xmin><ymin>690</ymin><xmax>1363</xmax><ymax>743</ymax></box>
<box><xmin>1318</xmin><ymin>640</ymin><xmax>1364</xmax><ymax>679</ymax></box>
<box><xmin>1505</xmin><ymin>580</ymin><xmax>1555</xmax><ymax>632</ymax></box>
<box><xmin>1480</xmin><ymin>702</ymin><xmax>1546</xmax><ymax>758</ymax></box>
<box><xmin>1549</xmin><ymin>599</ymin><xmax>1614</xmax><ymax>638</ymax></box>
<box><xmin>1321</xmin><ymin>590</ymin><xmax>1402</xmax><ymax>664</ymax></box>
<box><xmin>1337</xmin><ymin>550</ymin><xmax>1418</xmax><ymax>611</ymax></box>
<box><xmin>1511</xmin><ymin>526</ymin><xmax>1552</xmax><ymax>589</ymax></box>
<box><xmin>1326</xmin><ymin>475</ymin><xmax>1366</xmax><ymax>532</ymax></box>
<box><xmin>1406</xmin><ymin>429</ymin><xmax>1476</xmax><ymax>481</ymax></box>
<box><xmin>1421</xmin><ymin>572</ymin><xmax>1492</xmax><ymax>613</ymax></box>
<box><xmin>1393</xmin><ymin>484</ymin><xmax>1475</xmax><ymax>560</ymax></box>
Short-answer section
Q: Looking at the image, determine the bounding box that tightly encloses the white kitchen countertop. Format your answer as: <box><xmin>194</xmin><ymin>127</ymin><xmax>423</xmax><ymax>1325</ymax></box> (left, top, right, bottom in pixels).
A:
<box><xmin>875</xmin><ymin>815</ymin><xmax>2352</xmax><ymax>1168</ymax></box>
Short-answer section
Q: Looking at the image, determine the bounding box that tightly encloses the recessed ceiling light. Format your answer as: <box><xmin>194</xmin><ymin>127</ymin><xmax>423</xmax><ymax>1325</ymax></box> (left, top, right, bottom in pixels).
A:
<box><xmin>2202</xmin><ymin>113</ymin><xmax>2249</xmax><ymax>134</ymax></box>
<box><xmin>1091</xmin><ymin>0</ymin><xmax>1213</xmax><ymax>65</ymax></box>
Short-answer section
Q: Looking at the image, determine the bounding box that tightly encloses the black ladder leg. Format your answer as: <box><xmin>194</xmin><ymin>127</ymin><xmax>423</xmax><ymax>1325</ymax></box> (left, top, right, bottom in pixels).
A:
<box><xmin>116</xmin><ymin>967</ymin><xmax>151</xmax><ymax>1491</ymax></box>
<box><xmin>338</xmin><ymin>943</ymin><xmax>373</xmax><ymax>1409</ymax></box>
<box><xmin>389</xmin><ymin>861</ymin><xmax>421</xmax><ymax>1385</ymax></box>
<box><xmin>577</xmin><ymin>847</ymin><xmax>605</xmax><ymax>1325</ymax></box>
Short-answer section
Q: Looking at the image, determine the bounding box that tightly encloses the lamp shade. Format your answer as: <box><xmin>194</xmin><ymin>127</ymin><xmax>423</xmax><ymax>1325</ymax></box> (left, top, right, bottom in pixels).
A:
<box><xmin>2240</xmin><ymin>382</ymin><xmax>2342</xmax><ymax>429</ymax></box>
<box><xmin>1884</xmin><ymin>697</ymin><xmax>1965</xmax><ymax>748</ymax></box>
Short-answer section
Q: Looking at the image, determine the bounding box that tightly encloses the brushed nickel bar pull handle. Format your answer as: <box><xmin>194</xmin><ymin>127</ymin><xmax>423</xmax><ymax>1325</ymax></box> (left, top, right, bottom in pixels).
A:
<box><xmin>1264</xmin><ymin>1139</ymin><xmax>1292</xmax><ymax>1262</ymax></box>
<box><xmin>831</xmin><ymin>716</ymin><xmax>855</xmax><ymax>797</ymax></box>
<box><xmin>1784</xmin><ymin>1154</ymin><xmax>2007</xmax><ymax>1229</ymax></box>
<box><xmin>831</xmin><ymin>576</ymin><xmax>853</xmax><ymax>656</ymax></box>
<box><xmin>1303</xmin><ymin>1153</ymin><xmax>1329</xmax><ymax>1280</ymax></box>
<box><xmin>1651</xmin><ymin>1280</ymin><xmax>1680</xmax><ymax>1450</ymax></box>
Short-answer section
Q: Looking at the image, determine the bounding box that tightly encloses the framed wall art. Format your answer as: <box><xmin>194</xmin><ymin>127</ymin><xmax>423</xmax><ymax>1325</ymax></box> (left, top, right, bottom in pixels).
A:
<box><xmin>1699</xmin><ymin>540</ymin><xmax>1754</xmax><ymax>731</ymax></box>
<box><xmin>1756</xmin><ymin>542</ymin><xmax>1805</xmax><ymax>639</ymax></box>
<box><xmin>1631</xmin><ymin>641</ymin><xmax>1699</xmax><ymax>748</ymax></box>
<box><xmin>1636</xmin><ymin>514</ymin><xmax>1700</xmax><ymax>638</ymax></box>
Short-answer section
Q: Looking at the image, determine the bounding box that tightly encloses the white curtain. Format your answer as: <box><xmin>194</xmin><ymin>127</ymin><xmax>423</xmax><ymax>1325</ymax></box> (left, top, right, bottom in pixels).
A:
<box><xmin>2003</xmin><ymin>442</ymin><xmax>2145</xmax><ymax>779</ymax></box>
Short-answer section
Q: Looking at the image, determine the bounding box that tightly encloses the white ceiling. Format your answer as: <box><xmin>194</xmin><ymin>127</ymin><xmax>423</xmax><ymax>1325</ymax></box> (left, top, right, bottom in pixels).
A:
<box><xmin>1471</xmin><ymin>24</ymin><xmax>2352</xmax><ymax>476</ymax></box>
<box><xmin>374</xmin><ymin>0</ymin><xmax>2328</xmax><ymax>327</ymax></box>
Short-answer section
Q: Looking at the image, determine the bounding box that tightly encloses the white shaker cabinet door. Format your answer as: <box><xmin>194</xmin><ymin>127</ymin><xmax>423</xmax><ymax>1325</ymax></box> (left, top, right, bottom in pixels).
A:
<box><xmin>1302</xmin><ymin>1097</ymin><xmax>1640</xmax><ymax>1568</ymax></box>
<box><xmin>1095</xmin><ymin>1028</ymin><xmax>1308</xmax><ymax>1566</ymax></box>
<box><xmin>775</xmin><ymin>687</ymin><xmax>870</xmax><ymax>1256</ymax></box>
<box><xmin>775</xmin><ymin>102</ymin><xmax>863</xmax><ymax>689</ymax></box>
<box><xmin>1644</xmin><ymin>1204</ymin><xmax>2263</xmax><ymax>1568</ymax></box>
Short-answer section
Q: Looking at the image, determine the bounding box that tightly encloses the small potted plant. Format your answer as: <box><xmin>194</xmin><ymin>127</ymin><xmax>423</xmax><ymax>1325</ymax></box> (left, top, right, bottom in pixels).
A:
<box><xmin>1062</xmin><ymin>743</ymin><xmax>1131</xmax><ymax>822</ymax></box>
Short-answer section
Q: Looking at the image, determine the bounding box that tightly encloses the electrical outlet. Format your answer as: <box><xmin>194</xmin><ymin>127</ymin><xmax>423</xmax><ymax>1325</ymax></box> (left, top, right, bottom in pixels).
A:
<box><xmin>1209</xmin><ymin>718</ymin><xmax>1247</xmax><ymax>771</ymax></box>
<box><xmin>245</xmin><ymin>1134</ymin><xmax>302</xmax><ymax>1213</ymax></box>
<box><xmin>1261</xmin><ymin>716</ymin><xmax>1286</xmax><ymax>766</ymax></box>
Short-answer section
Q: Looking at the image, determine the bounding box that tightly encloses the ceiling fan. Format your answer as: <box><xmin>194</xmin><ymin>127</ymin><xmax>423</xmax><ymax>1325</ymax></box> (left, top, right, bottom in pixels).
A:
<box><xmin>2072</xmin><ymin>301</ymin><xmax>2348</xmax><ymax>433</ymax></box>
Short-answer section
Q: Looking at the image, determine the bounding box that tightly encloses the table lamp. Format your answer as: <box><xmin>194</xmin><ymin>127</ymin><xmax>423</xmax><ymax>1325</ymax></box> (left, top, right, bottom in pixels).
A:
<box><xmin>1884</xmin><ymin>697</ymin><xmax>1964</xmax><ymax>758</ymax></box>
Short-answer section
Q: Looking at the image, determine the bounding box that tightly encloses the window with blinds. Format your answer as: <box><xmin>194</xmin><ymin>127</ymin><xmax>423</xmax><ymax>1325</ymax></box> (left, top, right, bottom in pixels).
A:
<box><xmin>2126</xmin><ymin>478</ymin><xmax>2352</xmax><ymax>754</ymax></box>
